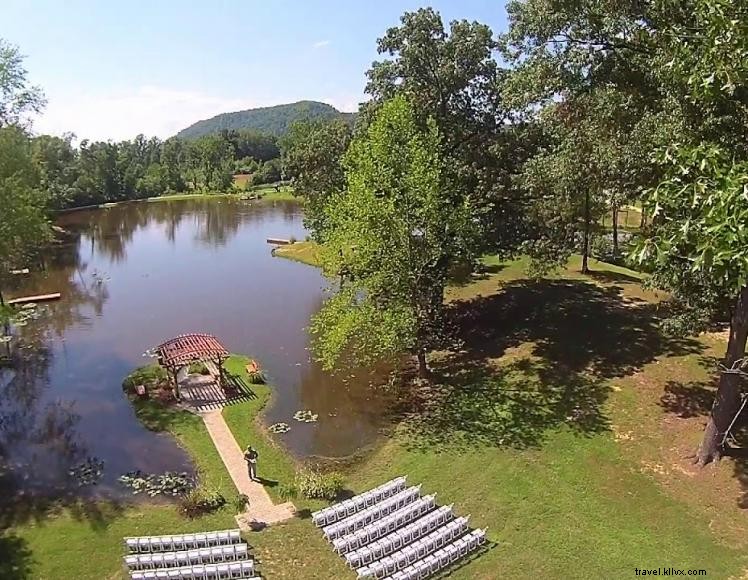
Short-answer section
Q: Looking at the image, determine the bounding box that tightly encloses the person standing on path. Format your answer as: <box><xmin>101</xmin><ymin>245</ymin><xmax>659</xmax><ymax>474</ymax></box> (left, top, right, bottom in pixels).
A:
<box><xmin>244</xmin><ymin>445</ymin><xmax>259</xmax><ymax>481</ymax></box>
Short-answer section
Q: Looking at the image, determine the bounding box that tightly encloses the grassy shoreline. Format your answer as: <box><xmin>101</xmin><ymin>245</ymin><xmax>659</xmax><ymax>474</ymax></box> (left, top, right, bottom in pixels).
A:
<box><xmin>55</xmin><ymin>187</ymin><xmax>299</xmax><ymax>213</ymax></box>
<box><xmin>6</xmin><ymin>250</ymin><xmax>748</xmax><ymax>578</ymax></box>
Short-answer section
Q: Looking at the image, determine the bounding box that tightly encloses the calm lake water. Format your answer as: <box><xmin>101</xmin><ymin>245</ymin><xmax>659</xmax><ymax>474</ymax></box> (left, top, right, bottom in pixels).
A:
<box><xmin>0</xmin><ymin>199</ymin><xmax>391</xmax><ymax>499</ymax></box>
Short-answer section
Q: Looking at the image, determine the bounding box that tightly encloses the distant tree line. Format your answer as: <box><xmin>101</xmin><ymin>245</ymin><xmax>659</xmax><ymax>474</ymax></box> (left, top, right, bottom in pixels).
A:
<box><xmin>31</xmin><ymin>128</ymin><xmax>282</xmax><ymax>210</ymax></box>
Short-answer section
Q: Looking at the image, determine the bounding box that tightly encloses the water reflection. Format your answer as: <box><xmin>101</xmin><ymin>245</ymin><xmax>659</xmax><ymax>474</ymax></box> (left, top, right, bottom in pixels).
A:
<box><xmin>3</xmin><ymin>199</ymin><xmax>391</xmax><ymax>499</ymax></box>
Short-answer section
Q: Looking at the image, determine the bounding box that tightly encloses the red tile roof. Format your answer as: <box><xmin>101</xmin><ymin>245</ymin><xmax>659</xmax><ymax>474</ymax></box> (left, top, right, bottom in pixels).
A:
<box><xmin>156</xmin><ymin>333</ymin><xmax>229</xmax><ymax>367</ymax></box>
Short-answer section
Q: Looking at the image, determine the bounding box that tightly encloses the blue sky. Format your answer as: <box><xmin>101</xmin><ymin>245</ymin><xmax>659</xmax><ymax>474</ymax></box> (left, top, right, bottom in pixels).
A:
<box><xmin>2</xmin><ymin>1</ymin><xmax>508</xmax><ymax>141</ymax></box>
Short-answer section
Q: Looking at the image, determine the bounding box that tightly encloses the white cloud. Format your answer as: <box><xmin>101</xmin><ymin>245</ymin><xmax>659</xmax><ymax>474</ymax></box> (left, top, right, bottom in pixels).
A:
<box><xmin>33</xmin><ymin>86</ymin><xmax>271</xmax><ymax>142</ymax></box>
<box><xmin>312</xmin><ymin>40</ymin><xmax>331</xmax><ymax>49</ymax></box>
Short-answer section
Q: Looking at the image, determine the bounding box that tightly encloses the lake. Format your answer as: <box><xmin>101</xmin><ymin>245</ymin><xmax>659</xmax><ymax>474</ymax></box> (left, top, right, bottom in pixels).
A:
<box><xmin>0</xmin><ymin>199</ymin><xmax>392</xmax><ymax>499</ymax></box>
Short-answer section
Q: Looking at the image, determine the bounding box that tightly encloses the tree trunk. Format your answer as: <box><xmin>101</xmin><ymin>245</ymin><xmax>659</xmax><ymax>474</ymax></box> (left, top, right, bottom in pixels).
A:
<box><xmin>416</xmin><ymin>350</ymin><xmax>429</xmax><ymax>380</ymax></box>
<box><xmin>0</xmin><ymin>287</ymin><xmax>4</xmax><ymax>306</ymax></box>
<box><xmin>582</xmin><ymin>190</ymin><xmax>591</xmax><ymax>274</ymax></box>
<box><xmin>612</xmin><ymin>206</ymin><xmax>619</xmax><ymax>257</ymax></box>
<box><xmin>639</xmin><ymin>206</ymin><xmax>647</xmax><ymax>229</ymax></box>
<box><xmin>696</xmin><ymin>285</ymin><xmax>748</xmax><ymax>465</ymax></box>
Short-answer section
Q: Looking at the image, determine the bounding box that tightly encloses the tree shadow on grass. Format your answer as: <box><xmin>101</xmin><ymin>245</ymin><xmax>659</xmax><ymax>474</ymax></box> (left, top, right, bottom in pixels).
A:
<box><xmin>655</xmin><ymin>375</ymin><xmax>748</xmax><ymax>509</ymax></box>
<box><xmin>0</xmin><ymin>533</ymin><xmax>32</xmax><ymax>580</ymax></box>
<box><xmin>659</xmin><ymin>381</ymin><xmax>715</xmax><ymax>419</ymax></box>
<box><xmin>397</xmin><ymin>279</ymin><xmax>703</xmax><ymax>452</ymax></box>
<box><xmin>585</xmin><ymin>269</ymin><xmax>643</xmax><ymax>285</ymax></box>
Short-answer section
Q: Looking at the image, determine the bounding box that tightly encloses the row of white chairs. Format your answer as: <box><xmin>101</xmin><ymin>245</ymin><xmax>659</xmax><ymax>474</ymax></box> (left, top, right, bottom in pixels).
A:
<box><xmin>383</xmin><ymin>529</ymin><xmax>487</xmax><ymax>580</ymax></box>
<box><xmin>356</xmin><ymin>517</ymin><xmax>471</xmax><ymax>579</ymax></box>
<box><xmin>344</xmin><ymin>506</ymin><xmax>455</xmax><ymax>569</ymax></box>
<box><xmin>313</xmin><ymin>476</ymin><xmax>407</xmax><ymax>527</ymax></box>
<box><xmin>130</xmin><ymin>559</ymin><xmax>256</xmax><ymax>580</ymax></box>
<box><xmin>335</xmin><ymin>496</ymin><xmax>439</xmax><ymax>556</ymax></box>
<box><xmin>125</xmin><ymin>544</ymin><xmax>249</xmax><ymax>570</ymax></box>
<box><xmin>126</xmin><ymin>530</ymin><xmax>242</xmax><ymax>553</ymax></box>
<box><xmin>323</xmin><ymin>486</ymin><xmax>422</xmax><ymax>540</ymax></box>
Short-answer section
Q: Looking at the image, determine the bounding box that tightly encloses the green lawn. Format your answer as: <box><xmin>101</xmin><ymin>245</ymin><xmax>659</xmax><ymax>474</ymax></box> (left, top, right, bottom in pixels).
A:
<box><xmin>5</xmin><ymin>258</ymin><xmax>747</xmax><ymax>579</ymax></box>
<box><xmin>271</xmin><ymin>240</ymin><xmax>322</xmax><ymax>268</ymax></box>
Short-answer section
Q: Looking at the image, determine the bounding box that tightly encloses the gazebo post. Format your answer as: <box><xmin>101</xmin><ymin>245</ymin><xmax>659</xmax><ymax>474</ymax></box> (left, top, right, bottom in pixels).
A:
<box><xmin>217</xmin><ymin>355</ymin><xmax>225</xmax><ymax>389</ymax></box>
<box><xmin>171</xmin><ymin>366</ymin><xmax>180</xmax><ymax>401</ymax></box>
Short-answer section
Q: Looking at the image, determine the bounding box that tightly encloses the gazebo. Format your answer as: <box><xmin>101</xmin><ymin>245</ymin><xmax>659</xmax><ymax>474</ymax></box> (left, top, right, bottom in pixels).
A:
<box><xmin>155</xmin><ymin>333</ymin><xmax>229</xmax><ymax>400</ymax></box>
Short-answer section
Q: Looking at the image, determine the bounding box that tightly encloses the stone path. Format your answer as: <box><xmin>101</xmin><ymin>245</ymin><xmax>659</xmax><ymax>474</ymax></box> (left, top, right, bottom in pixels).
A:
<box><xmin>201</xmin><ymin>410</ymin><xmax>296</xmax><ymax>529</ymax></box>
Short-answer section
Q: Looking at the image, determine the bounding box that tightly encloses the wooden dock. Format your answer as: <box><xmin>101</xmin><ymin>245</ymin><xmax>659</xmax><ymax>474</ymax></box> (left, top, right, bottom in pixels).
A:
<box><xmin>8</xmin><ymin>293</ymin><xmax>61</xmax><ymax>305</ymax></box>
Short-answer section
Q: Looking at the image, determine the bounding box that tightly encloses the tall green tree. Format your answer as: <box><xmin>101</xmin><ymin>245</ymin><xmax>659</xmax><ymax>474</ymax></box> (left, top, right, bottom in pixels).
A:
<box><xmin>31</xmin><ymin>133</ymin><xmax>79</xmax><ymax>210</ymax></box>
<box><xmin>0</xmin><ymin>127</ymin><xmax>50</xmax><ymax>304</ymax></box>
<box><xmin>311</xmin><ymin>96</ymin><xmax>471</xmax><ymax>378</ymax></box>
<box><xmin>634</xmin><ymin>0</ymin><xmax>748</xmax><ymax>465</ymax></box>
<box><xmin>280</xmin><ymin>119</ymin><xmax>352</xmax><ymax>240</ymax></box>
<box><xmin>365</xmin><ymin>8</ymin><xmax>523</xmax><ymax>253</ymax></box>
<box><xmin>0</xmin><ymin>39</ymin><xmax>45</xmax><ymax>128</ymax></box>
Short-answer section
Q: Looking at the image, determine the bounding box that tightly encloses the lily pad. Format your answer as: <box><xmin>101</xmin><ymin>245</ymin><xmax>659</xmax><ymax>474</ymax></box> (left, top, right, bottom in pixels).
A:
<box><xmin>293</xmin><ymin>410</ymin><xmax>319</xmax><ymax>423</ymax></box>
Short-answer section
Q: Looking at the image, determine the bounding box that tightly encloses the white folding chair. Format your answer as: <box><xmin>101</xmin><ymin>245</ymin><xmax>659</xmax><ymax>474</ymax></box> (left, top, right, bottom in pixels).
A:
<box><xmin>227</xmin><ymin>562</ymin><xmax>243</xmax><ymax>579</ymax></box>
<box><xmin>155</xmin><ymin>570</ymin><xmax>169</xmax><ymax>580</ymax></box>
<box><xmin>239</xmin><ymin>561</ymin><xmax>253</xmax><ymax>577</ymax></box>
<box><xmin>183</xmin><ymin>535</ymin><xmax>197</xmax><ymax>550</ymax></box>
<box><xmin>192</xmin><ymin>564</ymin><xmax>207</xmax><ymax>579</ymax></box>
<box><xmin>126</xmin><ymin>538</ymin><xmax>139</xmax><ymax>553</ymax></box>
<box><xmin>174</xmin><ymin>551</ymin><xmax>190</xmax><ymax>567</ymax></box>
<box><xmin>151</xmin><ymin>553</ymin><xmax>165</xmax><ymax>568</ymax></box>
<box><xmin>195</xmin><ymin>534</ymin><xmax>207</xmax><ymax>548</ymax></box>
<box><xmin>125</xmin><ymin>554</ymin><xmax>139</xmax><ymax>570</ymax></box>
<box><xmin>216</xmin><ymin>563</ymin><xmax>231</xmax><ymax>579</ymax></box>
<box><xmin>172</xmin><ymin>535</ymin><xmax>185</xmax><ymax>551</ymax></box>
<box><xmin>234</xmin><ymin>544</ymin><xmax>248</xmax><ymax>560</ymax></box>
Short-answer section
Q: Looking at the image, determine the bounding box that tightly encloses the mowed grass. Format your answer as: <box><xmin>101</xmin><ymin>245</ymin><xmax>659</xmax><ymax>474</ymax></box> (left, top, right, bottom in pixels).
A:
<box><xmin>5</xmin><ymin>257</ymin><xmax>748</xmax><ymax>579</ymax></box>
<box><xmin>257</xmin><ymin>249</ymin><xmax>747</xmax><ymax>578</ymax></box>
<box><xmin>272</xmin><ymin>240</ymin><xmax>322</xmax><ymax>268</ymax></box>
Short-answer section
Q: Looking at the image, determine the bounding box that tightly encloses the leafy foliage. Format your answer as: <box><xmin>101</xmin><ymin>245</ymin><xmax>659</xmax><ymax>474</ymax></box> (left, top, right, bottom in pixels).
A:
<box><xmin>365</xmin><ymin>8</ymin><xmax>523</xmax><ymax>254</ymax></box>
<box><xmin>294</xmin><ymin>470</ymin><xmax>344</xmax><ymax>501</ymax></box>
<box><xmin>176</xmin><ymin>100</ymin><xmax>355</xmax><ymax>139</ymax></box>
<box><xmin>122</xmin><ymin>365</ymin><xmax>169</xmax><ymax>394</ymax></box>
<box><xmin>311</xmin><ymin>96</ymin><xmax>471</xmax><ymax>375</ymax></box>
<box><xmin>0</xmin><ymin>39</ymin><xmax>45</xmax><ymax>128</ymax></box>
<box><xmin>280</xmin><ymin>119</ymin><xmax>352</xmax><ymax>240</ymax></box>
<box><xmin>0</xmin><ymin>126</ymin><xmax>50</xmax><ymax>303</ymax></box>
<box><xmin>179</xmin><ymin>488</ymin><xmax>227</xmax><ymax>518</ymax></box>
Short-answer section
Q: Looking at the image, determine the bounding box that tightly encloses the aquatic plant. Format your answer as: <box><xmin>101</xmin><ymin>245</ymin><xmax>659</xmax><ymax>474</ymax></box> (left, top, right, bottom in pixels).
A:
<box><xmin>268</xmin><ymin>422</ymin><xmax>290</xmax><ymax>433</ymax></box>
<box><xmin>118</xmin><ymin>471</ymin><xmax>193</xmax><ymax>496</ymax></box>
<box><xmin>293</xmin><ymin>410</ymin><xmax>318</xmax><ymax>423</ymax></box>
<box><xmin>69</xmin><ymin>457</ymin><xmax>105</xmax><ymax>487</ymax></box>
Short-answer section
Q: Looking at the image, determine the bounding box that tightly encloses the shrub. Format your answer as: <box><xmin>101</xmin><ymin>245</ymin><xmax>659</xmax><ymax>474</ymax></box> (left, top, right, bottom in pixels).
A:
<box><xmin>180</xmin><ymin>488</ymin><xmax>227</xmax><ymax>518</ymax></box>
<box><xmin>122</xmin><ymin>365</ymin><xmax>168</xmax><ymax>394</ymax></box>
<box><xmin>188</xmin><ymin>361</ymin><xmax>210</xmax><ymax>375</ymax></box>
<box><xmin>295</xmin><ymin>470</ymin><xmax>344</xmax><ymax>501</ymax></box>
<box><xmin>288</xmin><ymin>235</ymin><xmax>297</xmax><ymax>244</ymax></box>
<box><xmin>247</xmin><ymin>370</ymin><xmax>266</xmax><ymax>384</ymax></box>
<box><xmin>277</xmin><ymin>483</ymin><xmax>299</xmax><ymax>501</ymax></box>
<box><xmin>232</xmin><ymin>493</ymin><xmax>250</xmax><ymax>513</ymax></box>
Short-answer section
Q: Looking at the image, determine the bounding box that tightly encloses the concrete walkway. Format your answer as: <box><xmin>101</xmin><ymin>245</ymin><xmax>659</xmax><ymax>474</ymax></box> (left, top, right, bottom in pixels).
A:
<box><xmin>201</xmin><ymin>410</ymin><xmax>296</xmax><ymax>529</ymax></box>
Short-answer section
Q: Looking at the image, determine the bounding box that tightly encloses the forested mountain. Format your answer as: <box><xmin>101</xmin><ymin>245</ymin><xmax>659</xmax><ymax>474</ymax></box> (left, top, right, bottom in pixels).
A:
<box><xmin>176</xmin><ymin>100</ymin><xmax>355</xmax><ymax>138</ymax></box>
